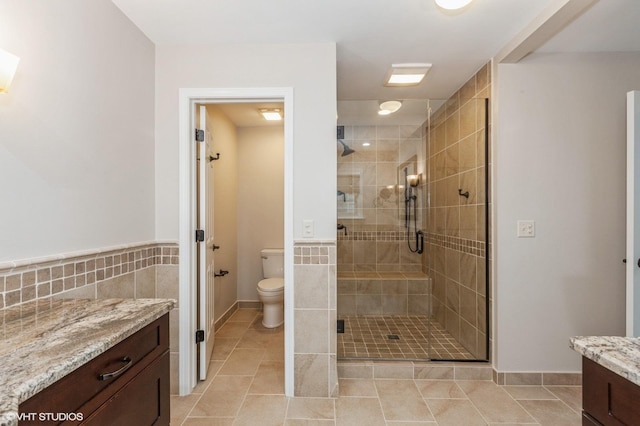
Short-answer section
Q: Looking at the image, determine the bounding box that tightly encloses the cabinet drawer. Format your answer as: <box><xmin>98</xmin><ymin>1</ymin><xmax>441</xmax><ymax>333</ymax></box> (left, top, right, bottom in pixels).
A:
<box><xmin>583</xmin><ymin>357</ymin><xmax>640</xmax><ymax>426</ymax></box>
<box><xmin>79</xmin><ymin>351</ymin><xmax>169</xmax><ymax>426</ymax></box>
<box><xmin>19</xmin><ymin>314</ymin><xmax>168</xmax><ymax>425</ymax></box>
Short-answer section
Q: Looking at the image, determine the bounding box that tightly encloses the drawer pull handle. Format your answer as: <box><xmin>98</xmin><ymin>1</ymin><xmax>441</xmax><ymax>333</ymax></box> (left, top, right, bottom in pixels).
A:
<box><xmin>98</xmin><ymin>356</ymin><xmax>132</xmax><ymax>381</ymax></box>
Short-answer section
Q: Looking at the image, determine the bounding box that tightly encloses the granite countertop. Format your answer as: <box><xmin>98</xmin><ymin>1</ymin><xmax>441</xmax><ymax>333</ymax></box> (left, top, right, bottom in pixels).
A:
<box><xmin>570</xmin><ymin>336</ymin><xmax>640</xmax><ymax>386</ymax></box>
<box><xmin>0</xmin><ymin>298</ymin><xmax>175</xmax><ymax>426</ymax></box>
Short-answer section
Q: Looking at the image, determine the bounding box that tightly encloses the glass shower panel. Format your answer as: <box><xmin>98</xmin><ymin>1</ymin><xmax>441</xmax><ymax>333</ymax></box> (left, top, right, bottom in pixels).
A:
<box><xmin>336</xmin><ymin>99</ymin><xmax>432</xmax><ymax>361</ymax></box>
<box><xmin>425</xmin><ymin>97</ymin><xmax>489</xmax><ymax>361</ymax></box>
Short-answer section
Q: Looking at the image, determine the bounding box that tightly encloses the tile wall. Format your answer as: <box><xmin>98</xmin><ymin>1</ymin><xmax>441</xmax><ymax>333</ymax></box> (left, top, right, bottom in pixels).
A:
<box><xmin>337</xmin><ymin>124</ymin><xmax>425</xmax><ymax>273</ymax></box>
<box><xmin>293</xmin><ymin>242</ymin><xmax>338</xmax><ymax>397</ymax></box>
<box><xmin>0</xmin><ymin>242</ymin><xmax>181</xmax><ymax>393</ymax></box>
<box><xmin>425</xmin><ymin>62</ymin><xmax>491</xmax><ymax>360</ymax></box>
<box><xmin>337</xmin><ymin>272</ymin><xmax>430</xmax><ymax>316</ymax></box>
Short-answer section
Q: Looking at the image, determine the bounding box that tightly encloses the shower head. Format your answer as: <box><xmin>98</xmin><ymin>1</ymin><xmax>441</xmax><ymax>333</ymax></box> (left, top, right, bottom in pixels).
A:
<box><xmin>338</xmin><ymin>139</ymin><xmax>356</xmax><ymax>157</ymax></box>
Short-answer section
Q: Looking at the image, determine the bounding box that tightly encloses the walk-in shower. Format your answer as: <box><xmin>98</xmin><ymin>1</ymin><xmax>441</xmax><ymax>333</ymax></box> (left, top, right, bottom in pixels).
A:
<box><xmin>336</xmin><ymin>96</ymin><xmax>489</xmax><ymax>362</ymax></box>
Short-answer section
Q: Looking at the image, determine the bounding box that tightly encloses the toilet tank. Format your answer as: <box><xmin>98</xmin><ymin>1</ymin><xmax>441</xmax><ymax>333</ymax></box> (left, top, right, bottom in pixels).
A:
<box><xmin>261</xmin><ymin>248</ymin><xmax>284</xmax><ymax>278</ymax></box>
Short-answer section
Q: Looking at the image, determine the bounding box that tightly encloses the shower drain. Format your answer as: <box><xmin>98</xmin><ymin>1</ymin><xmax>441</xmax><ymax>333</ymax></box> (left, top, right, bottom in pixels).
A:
<box><xmin>387</xmin><ymin>334</ymin><xmax>400</xmax><ymax>340</ymax></box>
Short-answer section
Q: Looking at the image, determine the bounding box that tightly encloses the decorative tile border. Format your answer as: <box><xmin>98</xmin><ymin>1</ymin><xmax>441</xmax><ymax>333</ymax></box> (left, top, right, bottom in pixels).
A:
<box><xmin>337</xmin><ymin>230</ymin><xmax>417</xmax><ymax>242</ymax></box>
<box><xmin>426</xmin><ymin>233</ymin><xmax>485</xmax><ymax>257</ymax></box>
<box><xmin>294</xmin><ymin>242</ymin><xmax>334</xmax><ymax>265</ymax></box>
<box><xmin>0</xmin><ymin>242</ymin><xmax>179</xmax><ymax>309</ymax></box>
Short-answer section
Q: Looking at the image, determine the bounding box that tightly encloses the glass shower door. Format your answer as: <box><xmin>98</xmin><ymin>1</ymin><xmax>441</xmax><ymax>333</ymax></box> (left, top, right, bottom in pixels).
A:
<box><xmin>425</xmin><ymin>97</ymin><xmax>489</xmax><ymax>361</ymax></box>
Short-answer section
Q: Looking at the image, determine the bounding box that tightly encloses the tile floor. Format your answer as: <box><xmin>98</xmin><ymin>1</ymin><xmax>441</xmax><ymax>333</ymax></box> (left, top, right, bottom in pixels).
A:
<box><xmin>338</xmin><ymin>315</ymin><xmax>474</xmax><ymax>360</ymax></box>
<box><xmin>171</xmin><ymin>309</ymin><xmax>582</xmax><ymax>425</ymax></box>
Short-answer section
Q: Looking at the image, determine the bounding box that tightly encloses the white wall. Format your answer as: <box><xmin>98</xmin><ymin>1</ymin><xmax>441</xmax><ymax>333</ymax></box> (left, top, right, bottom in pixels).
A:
<box><xmin>237</xmin><ymin>126</ymin><xmax>285</xmax><ymax>302</ymax></box>
<box><xmin>0</xmin><ymin>0</ymin><xmax>155</xmax><ymax>262</ymax></box>
<box><xmin>154</xmin><ymin>43</ymin><xmax>337</xmax><ymax>242</ymax></box>
<box><xmin>495</xmin><ymin>52</ymin><xmax>640</xmax><ymax>372</ymax></box>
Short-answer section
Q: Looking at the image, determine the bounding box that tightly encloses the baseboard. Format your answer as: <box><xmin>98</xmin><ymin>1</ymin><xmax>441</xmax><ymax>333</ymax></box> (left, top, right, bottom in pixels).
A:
<box><xmin>493</xmin><ymin>369</ymin><xmax>582</xmax><ymax>386</ymax></box>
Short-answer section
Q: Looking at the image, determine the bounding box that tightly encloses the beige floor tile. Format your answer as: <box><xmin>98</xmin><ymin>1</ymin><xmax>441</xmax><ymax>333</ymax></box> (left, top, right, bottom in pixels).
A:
<box><xmin>374</xmin><ymin>379</ymin><xmax>434</xmax><ymax>422</ymax></box>
<box><xmin>218</xmin><ymin>347</ymin><xmax>265</xmax><ymax>375</ymax></box>
<box><xmin>386</xmin><ymin>422</ymin><xmax>438</xmax><ymax>425</ymax></box>
<box><xmin>215</xmin><ymin>321</ymin><xmax>252</xmax><ymax>338</ymax></box>
<box><xmin>427</xmin><ymin>399</ymin><xmax>487</xmax><ymax>426</ymax></box>
<box><xmin>263</xmin><ymin>335</ymin><xmax>285</xmax><ymax>361</ymax></box>
<box><xmin>228</xmin><ymin>308</ymin><xmax>260</xmax><ymax>322</ymax></box>
<box><xmin>338</xmin><ymin>378</ymin><xmax>378</xmax><ymax>397</ymax></box>
<box><xmin>285</xmin><ymin>420</ymin><xmax>335</xmax><ymax>426</ymax></box>
<box><xmin>415</xmin><ymin>379</ymin><xmax>467</xmax><ymax>399</ymax></box>
<box><xmin>190</xmin><ymin>375</ymin><xmax>252</xmax><ymax>417</ymax></box>
<box><xmin>170</xmin><ymin>394</ymin><xmax>200</xmax><ymax>426</ymax></box>
<box><xmin>192</xmin><ymin>360</ymin><xmax>225</xmax><ymax>394</ymax></box>
<box><xmin>518</xmin><ymin>399</ymin><xmax>581</xmax><ymax>425</ymax></box>
<box><xmin>237</xmin><ymin>327</ymin><xmax>282</xmax><ymax>349</ymax></box>
<box><xmin>211</xmin><ymin>337</ymin><xmax>239</xmax><ymax>360</ymax></box>
<box><xmin>335</xmin><ymin>397</ymin><xmax>385</xmax><ymax>426</ymax></box>
<box><xmin>503</xmin><ymin>385</ymin><xmax>558</xmax><ymax>400</ymax></box>
<box><xmin>286</xmin><ymin>397</ymin><xmax>335</xmax><ymax>420</ymax></box>
<box><xmin>545</xmin><ymin>386</ymin><xmax>582</xmax><ymax>414</ymax></box>
<box><xmin>182</xmin><ymin>417</ymin><xmax>235</xmax><ymax>426</ymax></box>
<box><xmin>457</xmin><ymin>381</ymin><xmax>536</xmax><ymax>423</ymax></box>
<box><xmin>249</xmin><ymin>360</ymin><xmax>285</xmax><ymax>394</ymax></box>
<box><xmin>233</xmin><ymin>394</ymin><xmax>288</xmax><ymax>426</ymax></box>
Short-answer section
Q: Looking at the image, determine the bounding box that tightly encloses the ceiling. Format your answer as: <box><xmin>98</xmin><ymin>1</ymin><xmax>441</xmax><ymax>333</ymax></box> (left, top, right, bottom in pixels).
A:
<box><xmin>112</xmin><ymin>0</ymin><xmax>640</xmax><ymax>126</ymax></box>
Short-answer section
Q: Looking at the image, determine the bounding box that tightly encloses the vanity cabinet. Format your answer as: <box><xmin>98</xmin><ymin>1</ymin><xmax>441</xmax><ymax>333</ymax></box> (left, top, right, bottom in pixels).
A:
<box><xmin>582</xmin><ymin>357</ymin><xmax>640</xmax><ymax>426</ymax></box>
<box><xmin>19</xmin><ymin>314</ymin><xmax>169</xmax><ymax>426</ymax></box>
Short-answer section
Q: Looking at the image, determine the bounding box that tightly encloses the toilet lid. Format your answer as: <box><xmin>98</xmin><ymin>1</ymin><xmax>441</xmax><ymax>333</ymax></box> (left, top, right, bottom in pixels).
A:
<box><xmin>258</xmin><ymin>278</ymin><xmax>284</xmax><ymax>292</ymax></box>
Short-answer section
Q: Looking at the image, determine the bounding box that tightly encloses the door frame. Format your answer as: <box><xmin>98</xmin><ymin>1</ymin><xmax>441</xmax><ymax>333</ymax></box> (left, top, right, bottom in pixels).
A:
<box><xmin>178</xmin><ymin>87</ymin><xmax>294</xmax><ymax>396</ymax></box>
<box><xmin>627</xmin><ymin>90</ymin><xmax>640</xmax><ymax>337</ymax></box>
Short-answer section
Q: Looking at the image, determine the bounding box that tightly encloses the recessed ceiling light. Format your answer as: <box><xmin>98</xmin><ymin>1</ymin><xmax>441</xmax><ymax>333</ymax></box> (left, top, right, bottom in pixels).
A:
<box><xmin>435</xmin><ymin>0</ymin><xmax>474</xmax><ymax>10</ymax></box>
<box><xmin>379</xmin><ymin>100</ymin><xmax>402</xmax><ymax>113</ymax></box>
<box><xmin>384</xmin><ymin>63</ymin><xmax>432</xmax><ymax>87</ymax></box>
<box><xmin>260</xmin><ymin>108</ymin><xmax>282</xmax><ymax>121</ymax></box>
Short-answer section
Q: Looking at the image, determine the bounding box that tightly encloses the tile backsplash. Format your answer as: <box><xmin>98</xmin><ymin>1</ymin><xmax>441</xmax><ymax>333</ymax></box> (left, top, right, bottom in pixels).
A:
<box><xmin>0</xmin><ymin>242</ymin><xmax>178</xmax><ymax>309</ymax></box>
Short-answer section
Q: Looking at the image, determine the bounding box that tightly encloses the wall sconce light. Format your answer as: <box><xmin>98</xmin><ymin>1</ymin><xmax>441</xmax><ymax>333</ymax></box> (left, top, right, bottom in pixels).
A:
<box><xmin>407</xmin><ymin>174</ymin><xmax>421</xmax><ymax>188</ymax></box>
<box><xmin>260</xmin><ymin>108</ymin><xmax>282</xmax><ymax>121</ymax></box>
<box><xmin>0</xmin><ymin>49</ymin><xmax>20</xmax><ymax>94</ymax></box>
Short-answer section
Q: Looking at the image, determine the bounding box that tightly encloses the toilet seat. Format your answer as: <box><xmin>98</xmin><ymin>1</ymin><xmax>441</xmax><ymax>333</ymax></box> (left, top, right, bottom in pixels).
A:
<box><xmin>258</xmin><ymin>278</ymin><xmax>284</xmax><ymax>292</ymax></box>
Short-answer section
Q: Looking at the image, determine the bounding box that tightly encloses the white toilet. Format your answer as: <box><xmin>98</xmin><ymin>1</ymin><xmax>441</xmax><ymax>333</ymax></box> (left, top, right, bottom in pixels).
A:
<box><xmin>257</xmin><ymin>248</ymin><xmax>284</xmax><ymax>328</ymax></box>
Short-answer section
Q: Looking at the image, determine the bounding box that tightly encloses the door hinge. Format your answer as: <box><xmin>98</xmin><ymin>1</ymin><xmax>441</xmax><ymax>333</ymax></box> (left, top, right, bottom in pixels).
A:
<box><xmin>195</xmin><ymin>129</ymin><xmax>205</xmax><ymax>142</ymax></box>
<box><xmin>195</xmin><ymin>229</ymin><xmax>205</xmax><ymax>242</ymax></box>
<box><xmin>337</xmin><ymin>319</ymin><xmax>345</xmax><ymax>333</ymax></box>
<box><xmin>195</xmin><ymin>329</ymin><xmax>205</xmax><ymax>344</ymax></box>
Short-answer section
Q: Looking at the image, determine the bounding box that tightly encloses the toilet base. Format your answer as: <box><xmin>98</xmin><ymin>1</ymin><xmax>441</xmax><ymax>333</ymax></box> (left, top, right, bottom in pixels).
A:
<box><xmin>261</xmin><ymin>300</ymin><xmax>284</xmax><ymax>328</ymax></box>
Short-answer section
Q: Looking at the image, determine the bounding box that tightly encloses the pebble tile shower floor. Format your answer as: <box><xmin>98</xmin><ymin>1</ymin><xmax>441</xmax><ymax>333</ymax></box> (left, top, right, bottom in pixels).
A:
<box><xmin>338</xmin><ymin>315</ymin><xmax>474</xmax><ymax>360</ymax></box>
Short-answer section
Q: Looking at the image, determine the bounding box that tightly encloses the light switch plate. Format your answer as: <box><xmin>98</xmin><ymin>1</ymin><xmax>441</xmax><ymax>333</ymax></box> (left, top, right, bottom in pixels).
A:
<box><xmin>303</xmin><ymin>220</ymin><xmax>314</xmax><ymax>238</ymax></box>
<box><xmin>517</xmin><ymin>220</ymin><xmax>535</xmax><ymax>238</ymax></box>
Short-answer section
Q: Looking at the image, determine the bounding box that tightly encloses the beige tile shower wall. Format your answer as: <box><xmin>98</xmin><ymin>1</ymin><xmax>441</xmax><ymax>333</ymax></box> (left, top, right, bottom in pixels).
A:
<box><xmin>337</xmin><ymin>124</ymin><xmax>425</xmax><ymax>273</ymax></box>
<box><xmin>337</xmin><ymin>276</ymin><xmax>430</xmax><ymax>316</ymax></box>
<box><xmin>293</xmin><ymin>242</ymin><xmax>337</xmax><ymax>397</ymax></box>
<box><xmin>0</xmin><ymin>242</ymin><xmax>181</xmax><ymax>393</ymax></box>
<box><xmin>426</xmin><ymin>62</ymin><xmax>491</xmax><ymax>359</ymax></box>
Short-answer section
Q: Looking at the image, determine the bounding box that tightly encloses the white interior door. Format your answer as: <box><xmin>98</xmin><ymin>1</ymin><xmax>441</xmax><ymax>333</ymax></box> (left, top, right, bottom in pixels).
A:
<box><xmin>197</xmin><ymin>104</ymin><xmax>216</xmax><ymax>379</ymax></box>
<box><xmin>626</xmin><ymin>90</ymin><xmax>640</xmax><ymax>337</ymax></box>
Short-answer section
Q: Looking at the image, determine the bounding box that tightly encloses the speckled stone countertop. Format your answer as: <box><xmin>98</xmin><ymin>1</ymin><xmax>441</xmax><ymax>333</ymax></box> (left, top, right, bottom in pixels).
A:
<box><xmin>0</xmin><ymin>298</ymin><xmax>175</xmax><ymax>426</ymax></box>
<box><xmin>570</xmin><ymin>336</ymin><xmax>640</xmax><ymax>386</ymax></box>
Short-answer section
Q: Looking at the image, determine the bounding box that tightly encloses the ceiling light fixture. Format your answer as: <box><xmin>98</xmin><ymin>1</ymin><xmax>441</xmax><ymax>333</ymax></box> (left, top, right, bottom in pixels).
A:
<box><xmin>384</xmin><ymin>63</ymin><xmax>431</xmax><ymax>87</ymax></box>
<box><xmin>379</xmin><ymin>100</ymin><xmax>403</xmax><ymax>116</ymax></box>
<box><xmin>0</xmin><ymin>48</ymin><xmax>20</xmax><ymax>94</ymax></box>
<box><xmin>434</xmin><ymin>0</ymin><xmax>474</xmax><ymax>11</ymax></box>
<box><xmin>260</xmin><ymin>108</ymin><xmax>282</xmax><ymax>121</ymax></box>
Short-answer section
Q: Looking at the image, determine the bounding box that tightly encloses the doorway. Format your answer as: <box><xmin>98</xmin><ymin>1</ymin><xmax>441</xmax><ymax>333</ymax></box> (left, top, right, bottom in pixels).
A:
<box><xmin>178</xmin><ymin>88</ymin><xmax>294</xmax><ymax>396</ymax></box>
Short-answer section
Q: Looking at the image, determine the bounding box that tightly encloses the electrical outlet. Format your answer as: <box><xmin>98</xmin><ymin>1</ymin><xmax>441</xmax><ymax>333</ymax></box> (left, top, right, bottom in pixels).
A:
<box><xmin>517</xmin><ymin>220</ymin><xmax>535</xmax><ymax>238</ymax></box>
